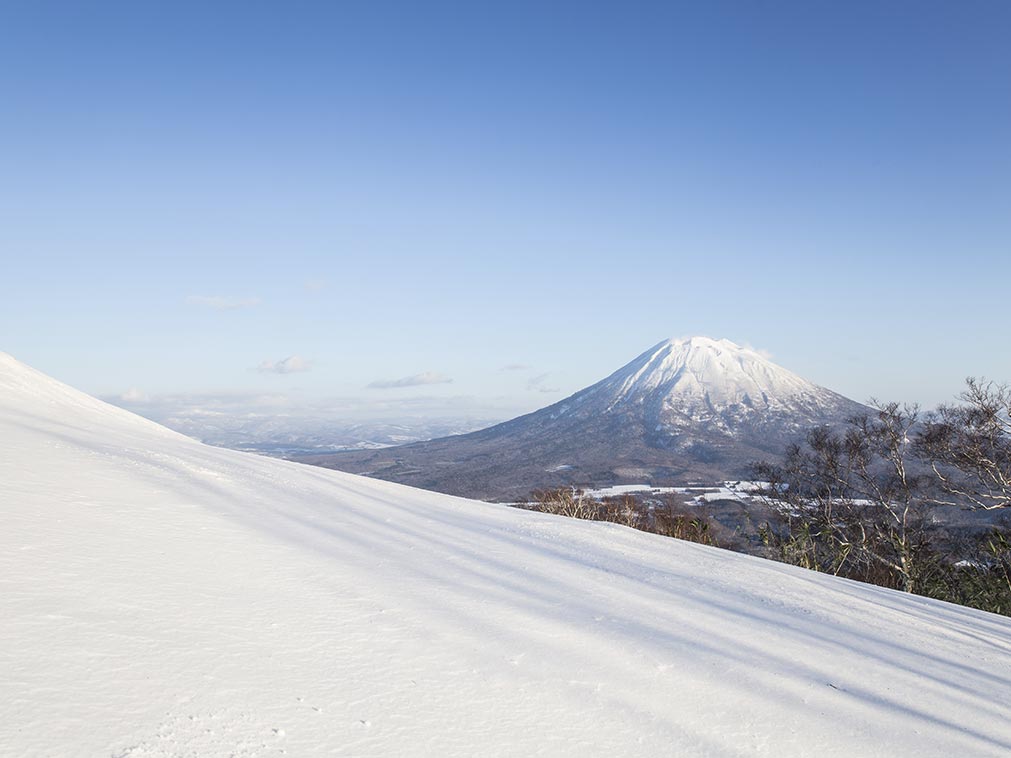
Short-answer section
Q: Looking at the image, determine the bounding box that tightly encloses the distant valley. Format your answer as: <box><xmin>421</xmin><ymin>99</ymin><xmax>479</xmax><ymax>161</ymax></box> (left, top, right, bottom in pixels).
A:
<box><xmin>103</xmin><ymin>402</ymin><xmax>503</xmax><ymax>457</ymax></box>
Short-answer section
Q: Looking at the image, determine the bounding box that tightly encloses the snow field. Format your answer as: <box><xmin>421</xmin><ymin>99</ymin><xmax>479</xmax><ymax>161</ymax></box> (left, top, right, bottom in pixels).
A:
<box><xmin>3</xmin><ymin>353</ymin><xmax>1011</xmax><ymax>757</ymax></box>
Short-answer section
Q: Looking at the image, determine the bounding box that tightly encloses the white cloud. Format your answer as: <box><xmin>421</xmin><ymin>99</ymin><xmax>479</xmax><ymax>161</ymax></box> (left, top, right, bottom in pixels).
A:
<box><xmin>303</xmin><ymin>279</ymin><xmax>327</xmax><ymax>293</ymax></box>
<box><xmin>186</xmin><ymin>295</ymin><xmax>262</xmax><ymax>311</ymax></box>
<box><xmin>500</xmin><ymin>363</ymin><xmax>531</xmax><ymax>372</ymax></box>
<box><xmin>368</xmin><ymin>372</ymin><xmax>453</xmax><ymax>389</ymax></box>
<box><xmin>745</xmin><ymin>344</ymin><xmax>775</xmax><ymax>360</ymax></box>
<box><xmin>119</xmin><ymin>387</ymin><xmax>149</xmax><ymax>403</ymax></box>
<box><xmin>257</xmin><ymin>355</ymin><xmax>312</xmax><ymax>374</ymax></box>
<box><xmin>527</xmin><ymin>373</ymin><xmax>560</xmax><ymax>393</ymax></box>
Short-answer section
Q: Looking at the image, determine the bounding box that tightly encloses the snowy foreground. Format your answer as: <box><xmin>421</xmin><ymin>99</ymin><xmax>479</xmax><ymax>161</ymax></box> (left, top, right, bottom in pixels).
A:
<box><xmin>3</xmin><ymin>354</ymin><xmax>1011</xmax><ymax>758</ymax></box>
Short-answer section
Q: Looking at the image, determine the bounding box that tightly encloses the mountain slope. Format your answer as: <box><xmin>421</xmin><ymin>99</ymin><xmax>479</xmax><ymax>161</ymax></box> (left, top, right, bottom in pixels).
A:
<box><xmin>4</xmin><ymin>352</ymin><xmax>1011</xmax><ymax>757</ymax></box>
<box><xmin>303</xmin><ymin>337</ymin><xmax>868</xmax><ymax>499</ymax></box>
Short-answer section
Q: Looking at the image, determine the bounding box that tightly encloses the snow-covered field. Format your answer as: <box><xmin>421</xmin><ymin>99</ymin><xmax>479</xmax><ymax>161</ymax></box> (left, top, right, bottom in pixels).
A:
<box><xmin>3</xmin><ymin>352</ymin><xmax>1011</xmax><ymax>757</ymax></box>
<box><xmin>582</xmin><ymin>481</ymin><xmax>767</xmax><ymax>504</ymax></box>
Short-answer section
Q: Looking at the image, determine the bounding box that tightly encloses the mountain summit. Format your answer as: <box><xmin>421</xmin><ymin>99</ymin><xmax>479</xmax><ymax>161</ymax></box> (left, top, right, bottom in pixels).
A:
<box><xmin>557</xmin><ymin>336</ymin><xmax>855</xmax><ymax>435</ymax></box>
<box><xmin>304</xmin><ymin>337</ymin><xmax>867</xmax><ymax>499</ymax></box>
<box><xmin>599</xmin><ymin>336</ymin><xmax>832</xmax><ymax>409</ymax></box>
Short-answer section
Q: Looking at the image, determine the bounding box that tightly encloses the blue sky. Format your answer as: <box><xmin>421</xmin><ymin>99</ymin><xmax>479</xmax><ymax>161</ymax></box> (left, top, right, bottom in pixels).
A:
<box><xmin>1</xmin><ymin>1</ymin><xmax>1009</xmax><ymax>419</ymax></box>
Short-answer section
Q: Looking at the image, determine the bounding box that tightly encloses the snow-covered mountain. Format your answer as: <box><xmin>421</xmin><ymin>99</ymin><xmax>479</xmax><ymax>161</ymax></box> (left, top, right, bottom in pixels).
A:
<box><xmin>4</xmin><ymin>352</ymin><xmax>1011</xmax><ymax>757</ymax></box>
<box><xmin>593</xmin><ymin>336</ymin><xmax>855</xmax><ymax>430</ymax></box>
<box><xmin>542</xmin><ymin>336</ymin><xmax>862</xmax><ymax>442</ymax></box>
<box><xmin>305</xmin><ymin>337</ymin><xmax>868</xmax><ymax>499</ymax></box>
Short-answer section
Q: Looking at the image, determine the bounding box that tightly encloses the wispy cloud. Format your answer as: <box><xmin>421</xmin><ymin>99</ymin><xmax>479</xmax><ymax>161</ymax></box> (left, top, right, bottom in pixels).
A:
<box><xmin>186</xmin><ymin>295</ymin><xmax>261</xmax><ymax>311</ymax></box>
<box><xmin>527</xmin><ymin>373</ymin><xmax>560</xmax><ymax>393</ymax></box>
<box><xmin>500</xmin><ymin>363</ymin><xmax>531</xmax><ymax>372</ymax></box>
<box><xmin>368</xmin><ymin>371</ymin><xmax>453</xmax><ymax>389</ymax></box>
<box><xmin>257</xmin><ymin>355</ymin><xmax>312</xmax><ymax>374</ymax></box>
<box><xmin>744</xmin><ymin>343</ymin><xmax>774</xmax><ymax>360</ymax></box>
<box><xmin>119</xmin><ymin>387</ymin><xmax>149</xmax><ymax>403</ymax></box>
<box><xmin>303</xmin><ymin>278</ymin><xmax>327</xmax><ymax>293</ymax></box>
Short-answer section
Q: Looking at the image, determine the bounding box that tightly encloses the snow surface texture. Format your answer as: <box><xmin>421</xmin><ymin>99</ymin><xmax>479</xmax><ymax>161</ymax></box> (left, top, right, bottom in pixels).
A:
<box><xmin>3</xmin><ymin>351</ymin><xmax>1011</xmax><ymax>757</ymax></box>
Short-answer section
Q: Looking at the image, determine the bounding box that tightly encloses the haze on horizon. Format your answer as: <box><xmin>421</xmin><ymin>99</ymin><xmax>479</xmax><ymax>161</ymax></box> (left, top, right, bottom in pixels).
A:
<box><xmin>2</xmin><ymin>2</ymin><xmax>1008</xmax><ymax>426</ymax></box>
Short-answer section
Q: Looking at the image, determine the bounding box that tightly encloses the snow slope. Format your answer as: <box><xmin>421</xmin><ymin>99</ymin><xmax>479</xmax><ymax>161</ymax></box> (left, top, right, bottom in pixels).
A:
<box><xmin>3</xmin><ymin>352</ymin><xmax>1011</xmax><ymax>757</ymax></box>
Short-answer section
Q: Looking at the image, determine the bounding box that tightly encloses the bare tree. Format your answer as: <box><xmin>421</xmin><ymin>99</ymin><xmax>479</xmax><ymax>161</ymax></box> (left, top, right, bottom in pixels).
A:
<box><xmin>527</xmin><ymin>488</ymin><xmax>598</xmax><ymax>520</ymax></box>
<box><xmin>521</xmin><ymin>489</ymin><xmax>717</xmax><ymax>544</ymax></box>
<box><xmin>917</xmin><ymin>378</ymin><xmax>1011</xmax><ymax>511</ymax></box>
<box><xmin>756</xmin><ymin>403</ymin><xmax>934</xmax><ymax>593</ymax></box>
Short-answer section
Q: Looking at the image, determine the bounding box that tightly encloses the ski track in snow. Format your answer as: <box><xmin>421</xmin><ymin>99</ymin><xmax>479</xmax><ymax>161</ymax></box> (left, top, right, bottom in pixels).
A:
<box><xmin>3</xmin><ymin>352</ymin><xmax>1011</xmax><ymax>757</ymax></box>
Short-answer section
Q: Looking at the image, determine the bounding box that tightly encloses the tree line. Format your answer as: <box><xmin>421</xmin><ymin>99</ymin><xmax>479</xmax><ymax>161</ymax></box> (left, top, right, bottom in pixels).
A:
<box><xmin>521</xmin><ymin>379</ymin><xmax>1011</xmax><ymax>616</ymax></box>
<box><xmin>753</xmin><ymin>378</ymin><xmax>1011</xmax><ymax>613</ymax></box>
